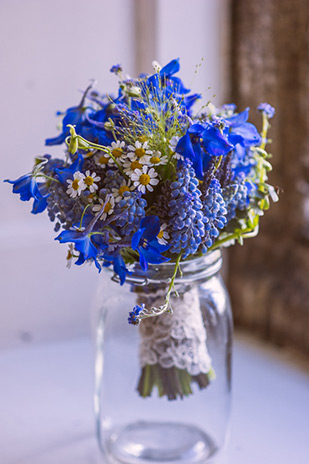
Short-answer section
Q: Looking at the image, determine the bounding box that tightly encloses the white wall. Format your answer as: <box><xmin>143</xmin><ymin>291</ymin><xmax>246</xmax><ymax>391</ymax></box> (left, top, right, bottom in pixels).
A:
<box><xmin>0</xmin><ymin>0</ymin><xmax>230</xmax><ymax>349</ymax></box>
<box><xmin>0</xmin><ymin>0</ymin><xmax>135</xmax><ymax>349</ymax></box>
<box><xmin>157</xmin><ymin>0</ymin><xmax>231</xmax><ymax>104</ymax></box>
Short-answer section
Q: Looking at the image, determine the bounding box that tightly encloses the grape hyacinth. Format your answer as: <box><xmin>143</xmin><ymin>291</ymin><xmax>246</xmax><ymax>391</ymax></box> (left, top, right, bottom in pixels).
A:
<box><xmin>166</xmin><ymin>159</ymin><xmax>205</xmax><ymax>259</ymax></box>
<box><xmin>223</xmin><ymin>175</ymin><xmax>248</xmax><ymax>222</ymax></box>
<box><xmin>47</xmin><ymin>182</ymin><xmax>84</xmax><ymax>231</ymax></box>
<box><xmin>201</xmin><ymin>178</ymin><xmax>227</xmax><ymax>251</ymax></box>
<box><xmin>115</xmin><ymin>191</ymin><xmax>147</xmax><ymax>236</ymax></box>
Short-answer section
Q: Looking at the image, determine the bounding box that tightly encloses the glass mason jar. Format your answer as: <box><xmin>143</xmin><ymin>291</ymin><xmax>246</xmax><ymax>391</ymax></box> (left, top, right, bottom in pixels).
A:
<box><xmin>93</xmin><ymin>249</ymin><xmax>233</xmax><ymax>464</ymax></box>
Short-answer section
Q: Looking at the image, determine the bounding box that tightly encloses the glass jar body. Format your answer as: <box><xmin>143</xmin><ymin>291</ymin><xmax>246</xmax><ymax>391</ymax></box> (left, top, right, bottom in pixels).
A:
<box><xmin>93</xmin><ymin>251</ymin><xmax>233</xmax><ymax>464</ymax></box>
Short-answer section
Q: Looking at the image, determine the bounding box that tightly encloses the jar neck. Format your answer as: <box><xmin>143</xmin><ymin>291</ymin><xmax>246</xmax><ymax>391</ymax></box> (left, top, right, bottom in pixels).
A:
<box><xmin>111</xmin><ymin>250</ymin><xmax>222</xmax><ymax>286</ymax></box>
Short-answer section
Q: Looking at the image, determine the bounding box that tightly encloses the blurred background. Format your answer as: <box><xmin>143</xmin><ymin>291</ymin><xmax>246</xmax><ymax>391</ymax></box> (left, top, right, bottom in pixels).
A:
<box><xmin>0</xmin><ymin>0</ymin><xmax>308</xmax><ymax>359</ymax></box>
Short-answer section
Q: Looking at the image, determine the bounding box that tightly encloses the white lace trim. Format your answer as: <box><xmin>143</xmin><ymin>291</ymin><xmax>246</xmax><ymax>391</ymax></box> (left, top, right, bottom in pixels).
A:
<box><xmin>138</xmin><ymin>287</ymin><xmax>212</xmax><ymax>375</ymax></box>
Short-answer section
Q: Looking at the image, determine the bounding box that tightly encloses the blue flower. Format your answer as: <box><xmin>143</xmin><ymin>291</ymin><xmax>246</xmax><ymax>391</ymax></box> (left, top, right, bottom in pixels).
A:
<box><xmin>257</xmin><ymin>103</ymin><xmax>275</xmax><ymax>119</ymax></box>
<box><xmin>5</xmin><ymin>174</ymin><xmax>35</xmax><ymax>201</ymax></box>
<box><xmin>55</xmin><ymin>228</ymin><xmax>105</xmax><ymax>271</ymax></box>
<box><xmin>223</xmin><ymin>175</ymin><xmax>249</xmax><ymax>222</ymax></box>
<box><xmin>45</xmin><ymin>83</ymin><xmax>94</xmax><ymax>146</ymax></box>
<box><xmin>131</xmin><ymin>216</ymin><xmax>170</xmax><ymax>271</ymax></box>
<box><xmin>45</xmin><ymin>107</ymin><xmax>89</xmax><ymax>146</ymax></box>
<box><xmin>115</xmin><ymin>191</ymin><xmax>147</xmax><ymax>237</ymax></box>
<box><xmin>201</xmin><ymin>178</ymin><xmax>227</xmax><ymax>250</ymax></box>
<box><xmin>110</xmin><ymin>64</ymin><xmax>122</xmax><ymax>74</ymax></box>
<box><xmin>45</xmin><ymin>83</ymin><xmax>113</xmax><ymax>147</ymax></box>
<box><xmin>55</xmin><ymin>206</ymin><xmax>110</xmax><ymax>271</ymax></box>
<box><xmin>225</xmin><ymin>108</ymin><xmax>261</xmax><ymax>148</ymax></box>
<box><xmin>145</xmin><ymin>58</ymin><xmax>191</xmax><ymax>109</ymax></box>
<box><xmin>5</xmin><ymin>174</ymin><xmax>49</xmax><ymax>214</ymax></box>
<box><xmin>166</xmin><ymin>159</ymin><xmax>205</xmax><ymax>258</ymax></box>
<box><xmin>128</xmin><ymin>304</ymin><xmax>144</xmax><ymax>326</ymax></box>
<box><xmin>54</xmin><ymin>153</ymin><xmax>84</xmax><ymax>184</ymax></box>
<box><xmin>176</xmin><ymin>123</ymin><xmax>234</xmax><ymax>180</ymax></box>
<box><xmin>103</xmin><ymin>251</ymin><xmax>130</xmax><ymax>285</ymax></box>
<box><xmin>160</xmin><ymin>58</ymin><xmax>191</xmax><ymax>95</ymax></box>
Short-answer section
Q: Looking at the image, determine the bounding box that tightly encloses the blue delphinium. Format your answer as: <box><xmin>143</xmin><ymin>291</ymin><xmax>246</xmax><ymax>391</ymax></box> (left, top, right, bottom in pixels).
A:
<box><xmin>176</xmin><ymin>122</ymin><xmax>234</xmax><ymax>180</ymax></box>
<box><xmin>46</xmin><ymin>84</ymin><xmax>113</xmax><ymax>148</ymax></box>
<box><xmin>225</xmin><ymin>108</ymin><xmax>261</xmax><ymax>148</ymax></box>
<box><xmin>131</xmin><ymin>216</ymin><xmax>170</xmax><ymax>270</ymax></box>
<box><xmin>53</xmin><ymin>153</ymin><xmax>84</xmax><ymax>184</ymax></box>
<box><xmin>166</xmin><ymin>159</ymin><xmax>205</xmax><ymax>258</ymax></box>
<box><xmin>102</xmin><ymin>251</ymin><xmax>130</xmax><ymax>285</ymax></box>
<box><xmin>45</xmin><ymin>84</ymin><xmax>94</xmax><ymax>146</ymax></box>
<box><xmin>5</xmin><ymin>173</ymin><xmax>49</xmax><ymax>214</ymax></box>
<box><xmin>55</xmin><ymin>226</ymin><xmax>105</xmax><ymax>271</ymax></box>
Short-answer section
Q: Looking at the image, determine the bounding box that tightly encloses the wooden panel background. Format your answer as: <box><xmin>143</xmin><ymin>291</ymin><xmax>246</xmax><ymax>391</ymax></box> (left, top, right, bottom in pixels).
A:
<box><xmin>229</xmin><ymin>0</ymin><xmax>309</xmax><ymax>356</ymax></box>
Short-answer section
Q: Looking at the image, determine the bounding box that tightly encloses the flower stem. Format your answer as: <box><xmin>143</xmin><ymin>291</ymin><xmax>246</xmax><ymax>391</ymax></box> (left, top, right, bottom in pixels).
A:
<box><xmin>208</xmin><ymin>226</ymin><xmax>257</xmax><ymax>251</ymax></box>
<box><xmin>65</xmin><ymin>126</ymin><xmax>129</xmax><ymax>180</ymax></box>
<box><xmin>35</xmin><ymin>174</ymin><xmax>60</xmax><ymax>183</ymax></box>
<box><xmin>165</xmin><ymin>253</ymin><xmax>182</xmax><ymax>311</ymax></box>
<box><xmin>79</xmin><ymin>203</ymin><xmax>92</xmax><ymax>228</ymax></box>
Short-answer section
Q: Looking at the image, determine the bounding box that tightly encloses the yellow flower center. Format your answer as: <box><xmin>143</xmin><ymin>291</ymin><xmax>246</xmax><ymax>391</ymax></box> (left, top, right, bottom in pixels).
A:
<box><xmin>139</xmin><ymin>174</ymin><xmax>150</xmax><ymax>185</ymax></box>
<box><xmin>131</xmin><ymin>160</ymin><xmax>142</xmax><ymax>170</ymax></box>
<box><xmin>135</xmin><ymin>148</ymin><xmax>145</xmax><ymax>158</ymax></box>
<box><xmin>119</xmin><ymin>185</ymin><xmax>130</xmax><ymax>195</ymax></box>
<box><xmin>84</xmin><ymin>176</ymin><xmax>94</xmax><ymax>186</ymax></box>
<box><xmin>157</xmin><ymin>230</ymin><xmax>164</xmax><ymax>239</ymax></box>
<box><xmin>150</xmin><ymin>156</ymin><xmax>161</xmax><ymax>164</ymax></box>
<box><xmin>72</xmin><ymin>179</ymin><xmax>80</xmax><ymax>190</ymax></box>
<box><xmin>138</xmin><ymin>135</ymin><xmax>148</xmax><ymax>143</ymax></box>
<box><xmin>104</xmin><ymin>202</ymin><xmax>112</xmax><ymax>213</ymax></box>
<box><xmin>112</xmin><ymin>147</ymin><xmax>123</xmax><ymax>158</ymax></box>
<box><xmin>98</xmin><ymin>155</ymin><xmax>109</xmax><ymax>164</ymax></box>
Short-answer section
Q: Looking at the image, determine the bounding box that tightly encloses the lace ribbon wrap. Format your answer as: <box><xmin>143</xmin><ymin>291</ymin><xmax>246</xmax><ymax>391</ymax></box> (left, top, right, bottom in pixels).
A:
<box><xmin>138</xmin><ymin>286</ymin><xmax>212</xmax><ymax>376</ymax></box>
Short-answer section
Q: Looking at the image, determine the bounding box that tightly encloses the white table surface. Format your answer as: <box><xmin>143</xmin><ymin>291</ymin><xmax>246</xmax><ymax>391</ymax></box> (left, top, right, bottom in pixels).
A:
<box><xmin>0</xmin><ymin>333</ymin><xmax>308</xmax><ymax>464</ymax></box>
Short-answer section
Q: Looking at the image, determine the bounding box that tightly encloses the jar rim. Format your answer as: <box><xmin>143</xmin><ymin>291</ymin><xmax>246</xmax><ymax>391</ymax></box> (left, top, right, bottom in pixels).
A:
<box><xmin>108</xmin><ymin>249</ymin><xmax>222</xmax><ymax>286</ymax></box>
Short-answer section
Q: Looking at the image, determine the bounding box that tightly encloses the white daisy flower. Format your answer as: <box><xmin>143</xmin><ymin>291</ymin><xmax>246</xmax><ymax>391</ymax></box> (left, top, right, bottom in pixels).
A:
<box><xmin>83</xmin><ymin>170</ymin><xmax>101</xmax><ymax>193</ymax></box>
<box><xmin>107</xmin><ymin>140</ymin><xmax>126</xmax><ymax>164</ymax></box>
<box><xmin>169</xmin><ymin>136</ymin><xmax>179</xmax><ymax>152</ymax></box>
<box><xmin>112</xmin><ymin>180</ymin><xmax>133</xmax><ymax>202</ymax></box>
<box><xmin>149</xmin><ymin>150</ymin><xmax>169</xmax><ymax>167</ymax></box>
<box><xmin>123</xmin><ymin>159</ymin><xmax>144</xmax><ymax>177</ymax></box>
<box><xmin>95</xmin><ymin>152</ymin><xmax>110</xmax><ymax>168</ymax></box>
<box><xmin>127</xmin><ymin>140</ymin><xmax>152</xmax><ymax>164</ymax></box>
<box><xmin>169</xmin><ymin>135</ymin><xmax>184</xmax><ymax>160</ymax></box>
<box><xmin>66</xmin><ymin>244</ymin><xmax>75</xmax><ymax>269</ymax></box>
<box><xmin>92</xmin><ymin>195</ymin><xmax>115</xmax><ymax>221</ymax></box>
<box><xmin>66</xmin><ymin>171</ymin><xmax>86</xmax><ymax>198</ymax></box>
<box><xmin>157</xmin><ymin>223</ymin><xmax>170</xmax><ymax>245</ymax></box>
<box><xmin>131</xmin><ymin>165</ymin><xmax>159</xmax><ymax>194</ymax></box>
<box><xmin>86</xmin><ymin>192</ymin><xmax>96</xmax><ymax>204</ymax></box>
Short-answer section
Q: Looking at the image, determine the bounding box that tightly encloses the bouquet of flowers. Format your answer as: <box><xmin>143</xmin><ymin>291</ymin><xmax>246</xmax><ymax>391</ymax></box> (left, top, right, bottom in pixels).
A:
<box><xmin>6</xmin><ymin>58</ymin><xmax>277</xmax><ymax>400</ymax></box>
